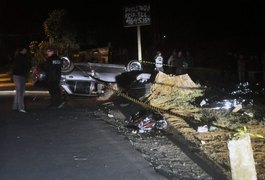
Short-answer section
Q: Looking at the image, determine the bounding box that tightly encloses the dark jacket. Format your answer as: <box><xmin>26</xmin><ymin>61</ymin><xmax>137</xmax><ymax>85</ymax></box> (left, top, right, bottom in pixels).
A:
<box><xmin>43</xmin><ymin>54</ymin><xmax>62</xmax><ymax>82</ymax></box>
<box><xmin>12</xmin><ymin>53</ymin><xmax>32</xmax><ymax>77</ymax></box>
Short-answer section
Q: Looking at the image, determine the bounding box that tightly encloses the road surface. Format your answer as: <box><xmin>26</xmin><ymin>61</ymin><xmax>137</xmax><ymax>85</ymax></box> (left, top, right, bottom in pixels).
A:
<box><xmin>0</xmin><ymin>94</ymin><xmax>168</xmax><ymax>180</ymax></box>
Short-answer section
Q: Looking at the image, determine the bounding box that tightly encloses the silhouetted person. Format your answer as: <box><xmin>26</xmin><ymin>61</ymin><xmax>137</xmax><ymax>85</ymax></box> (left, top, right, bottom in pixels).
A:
<box><xmin>167</xmin><ymin>49</ymin><xmax>177</xmax><ymax>74</ymax></box>
<box><xmin>175</xmin><ymin>51</ymin><xmax>185</xmax><ymax>75</ymax></box>
<box><xmin>183</xmin><ymin>51</ymin><xmax>194</xmax><ymax>74</ymax></box>
<box><xmin>43</xmin><ymin>47</ymin><xmax>65</xmax><ymax>108</ymax></box>
<box><xmin>11</xmin><ymin>47</ymin><xmax>32</xmax><ymax>113</ymax></box>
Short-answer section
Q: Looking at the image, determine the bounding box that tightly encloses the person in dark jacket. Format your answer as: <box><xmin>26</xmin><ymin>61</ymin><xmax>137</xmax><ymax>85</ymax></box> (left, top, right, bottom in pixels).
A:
<box><xmin>175</xmin><ymin>50</ymin><xmax>185</xmax><ymax>75</ymax></box>
<box><xmin>12</xmin><ymin>47</ymin><xmax>32</xmax><ymax>113</ymax></box>
<box><xmin>43</xmin><ymin>47</ymin><xmax>65</xmax><ymax>108</ymax></box>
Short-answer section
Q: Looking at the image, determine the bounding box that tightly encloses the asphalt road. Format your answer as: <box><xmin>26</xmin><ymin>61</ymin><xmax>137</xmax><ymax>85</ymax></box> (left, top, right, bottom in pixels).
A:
<box><xmin>0</xmin><ymin>94</ymin><xmax>168</xmax><ymax>180</ymax></box>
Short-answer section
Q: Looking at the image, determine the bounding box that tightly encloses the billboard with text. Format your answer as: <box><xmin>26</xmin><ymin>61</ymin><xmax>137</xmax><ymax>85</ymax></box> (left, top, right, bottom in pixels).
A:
<box><xmin>123</xmin><ymin>3</ymin><xmax>151</xmax><ymax>27</ymax></box>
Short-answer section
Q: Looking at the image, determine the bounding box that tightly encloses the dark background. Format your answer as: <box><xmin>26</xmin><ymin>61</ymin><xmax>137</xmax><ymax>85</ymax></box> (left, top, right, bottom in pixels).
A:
<box><xmin>1</xmin><ymin>0</ymin><xmax>265</xmax><ymax>69</ymax></box>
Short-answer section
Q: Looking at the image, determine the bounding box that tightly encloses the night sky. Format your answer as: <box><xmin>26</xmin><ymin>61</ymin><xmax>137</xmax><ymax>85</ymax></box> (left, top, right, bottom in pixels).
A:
<box><xmin>1</xmin><ymin>0</ymin><xmax>265</xmax><ymax>55</ymax></box>
<box><xmin>1</xmin><ymin>1</ymin><xmax>264</xmax><ymax>34</ymax></box>
<box><xmin>1</xmin><ymin>0</ymin><xmax>126</xmax><ymax>34</ymax></box>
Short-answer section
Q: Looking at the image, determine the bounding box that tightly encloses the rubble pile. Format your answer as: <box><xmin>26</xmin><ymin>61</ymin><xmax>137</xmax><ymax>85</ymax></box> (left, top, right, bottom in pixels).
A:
<box><xmin>146</xmin><ymin>72</ymin><xmax>204</xmax><ymax>112</ymax></box>
<box><xmin>144</xmin><ymin>72</ymin><xmax>265</xmax><ymax>179</ymax></box>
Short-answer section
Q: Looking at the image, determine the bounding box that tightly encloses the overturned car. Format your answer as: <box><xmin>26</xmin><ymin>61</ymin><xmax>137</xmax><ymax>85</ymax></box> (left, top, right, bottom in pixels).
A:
<box><xmin>32</xmin><ymin>57</ymin><xmax>145</xmax><ymax>96</ymax></box>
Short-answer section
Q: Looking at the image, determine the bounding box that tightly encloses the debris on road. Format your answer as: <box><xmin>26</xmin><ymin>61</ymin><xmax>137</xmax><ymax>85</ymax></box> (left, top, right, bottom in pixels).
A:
<box><xmin>127</xmin><ymin>110</ymin><xmax>168</xmax><ymax>133</ymax></box>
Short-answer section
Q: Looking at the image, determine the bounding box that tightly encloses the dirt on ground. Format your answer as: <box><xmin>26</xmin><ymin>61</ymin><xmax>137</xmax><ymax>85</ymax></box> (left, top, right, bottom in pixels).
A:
<box><xmin>144</xmin><ymin>72</ymin><xmax>265</xmax><ymax>180</ymax></box>
<box><xmin>97</xmin><ymin>71</ymin><xmax>265</xmax><ymax>179</ymax></box>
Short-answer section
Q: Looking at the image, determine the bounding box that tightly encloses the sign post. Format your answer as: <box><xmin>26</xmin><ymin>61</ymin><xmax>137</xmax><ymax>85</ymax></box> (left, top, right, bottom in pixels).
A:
<box><xmin>137</xmin><ymin>26</ymin><xmax>142</xmax><ymax>61</ymax></box>
<box><xmin>123</xmin><ymin>4</ymin><xmax>151</xmax><ymax>62</ymax></box>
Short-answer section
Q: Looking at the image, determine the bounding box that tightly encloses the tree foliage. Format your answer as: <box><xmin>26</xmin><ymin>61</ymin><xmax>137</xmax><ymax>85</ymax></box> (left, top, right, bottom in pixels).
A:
<box><xmin>29</xmin><ymin>41</ymin><xmax>50</xmax><ymax>66</ymax></box>
<box><xmin>30</xmin><ymin>9</ymin><xmax>79</xmax><ymax>66</ymax></box>
<box><xmin>44</xmin><ymin>9</ymin><xmax>66</xmax><ymax>43</ymax></box>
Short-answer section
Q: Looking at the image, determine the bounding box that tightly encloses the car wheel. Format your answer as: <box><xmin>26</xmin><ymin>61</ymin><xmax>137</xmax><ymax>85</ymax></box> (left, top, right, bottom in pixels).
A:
<box><xmin>126</xmin><ymin>60</ymin><xmax>143</xmax><ymax>71</ymax></box>
<box><xmin>61</xmin><ymin>56</ymin><xmax>74</xmax><ymax>74</ymax></box>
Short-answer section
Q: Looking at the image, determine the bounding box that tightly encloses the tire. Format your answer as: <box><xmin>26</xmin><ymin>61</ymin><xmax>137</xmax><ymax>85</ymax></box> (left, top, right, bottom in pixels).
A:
<box><xmin>126</xmin><ymin>60</ymin><xmax>143</xmax><ymax>71</ymax></box>
<box><xmin>61</xmin><ymin>56</ymin><xmax>74</xmax><ymax>74</ymax></box>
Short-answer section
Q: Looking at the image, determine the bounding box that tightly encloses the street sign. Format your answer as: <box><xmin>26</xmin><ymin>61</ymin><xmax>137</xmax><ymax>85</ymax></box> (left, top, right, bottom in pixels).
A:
<box><xmin>123</xmin><ymin>4</ymin><xmax>151</xmax><ymax>27</ymax></box>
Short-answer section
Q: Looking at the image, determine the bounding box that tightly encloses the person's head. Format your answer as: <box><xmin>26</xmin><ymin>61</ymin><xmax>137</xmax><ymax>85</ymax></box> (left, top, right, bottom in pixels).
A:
<box><xmin>16</xmin><ymin>45</ymin><xmax>27</xmax><ymax>55</ymax></box>
<box><xmin>177</xmin><ymin>51</ymin><xmax>182</xmax><ymax>57</ymax></box>
<box><xmin>19</xmin><ymin>48</ymin><xmax>27</xmax><ymax>55</ymax></box>
<box><xmin>46</xmin><ymin>47</ymin><xmax>55</xmax><ymax>57</ymax></box>
<box><xmin>156</xmin><ymin>51</ymin><xmax>161</xmax><ymax>56</ymax></box>
<box><xmin>172</xmin><ymin>50</ymin><xmax>177</xmax><ymax>55</ymax></box>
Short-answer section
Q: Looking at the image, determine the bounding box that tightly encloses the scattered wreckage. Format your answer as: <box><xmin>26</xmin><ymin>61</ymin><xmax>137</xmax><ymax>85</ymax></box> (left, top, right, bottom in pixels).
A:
<box><xmin>127</xmin><ymin>110</ymin><xmax>168</xmax><ymax>133</ymax></box>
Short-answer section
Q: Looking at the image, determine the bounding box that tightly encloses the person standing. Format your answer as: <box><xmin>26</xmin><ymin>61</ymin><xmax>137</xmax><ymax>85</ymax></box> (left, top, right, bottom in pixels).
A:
<box><xmin>183</xmin><ymin>51</ymin><xmax>194</xmax><ymax>74</ymax></box>
<box><xmin>12</xmin><ymin>47</ymin><xmax>32</xmax><ymax>113</ymax></box>
<box><xmin>167</xmin><ymin>49</ymin><xmax>177</xmax><ymax>74</ymax></box>
<box><xmin>184</xmin><ymin>51</ymin><xmax>194</xmax><ymax>68</ymax></box>
<box><xmin>175</xmin><ymin>50</ymin><xmax>185</xmax><ymax>75</ymax></box>
<box><xmin>43</xmin><ymin>47</ymin><xmax>65</xmax><ymax>108</ymax></box>
<box><xmin>154</xmin><ymin>51</ymin><xmax>164</xmax><ymax>72</ymax></box>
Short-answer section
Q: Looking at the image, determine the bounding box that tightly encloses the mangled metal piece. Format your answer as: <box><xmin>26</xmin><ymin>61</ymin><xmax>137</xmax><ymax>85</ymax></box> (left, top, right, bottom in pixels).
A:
<box><xmin>128</xmin><ymin>110</ymin><xmax>167</xmax><ymax>133</ymax></box>
<box><xmin>199</xmin><ymin>82</ymin><xmax>259</xmax><ymax>110</ymax></box>
<box><xmin>200</xmin><ymin>98</ymin><xmax>242</xmax><ymax>110</ymax></box>
<box><xmin>136</xmin><ymin>73</ymin><xmax>152</xmax><ymax>83</ymax></box>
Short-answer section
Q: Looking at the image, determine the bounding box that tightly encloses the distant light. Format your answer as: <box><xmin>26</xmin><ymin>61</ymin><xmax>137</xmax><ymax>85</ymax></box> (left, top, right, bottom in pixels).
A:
<box><xmin>163</xmin><ymin>35</ymin><xmax>167</xmax><ymax>39</ymax></box>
